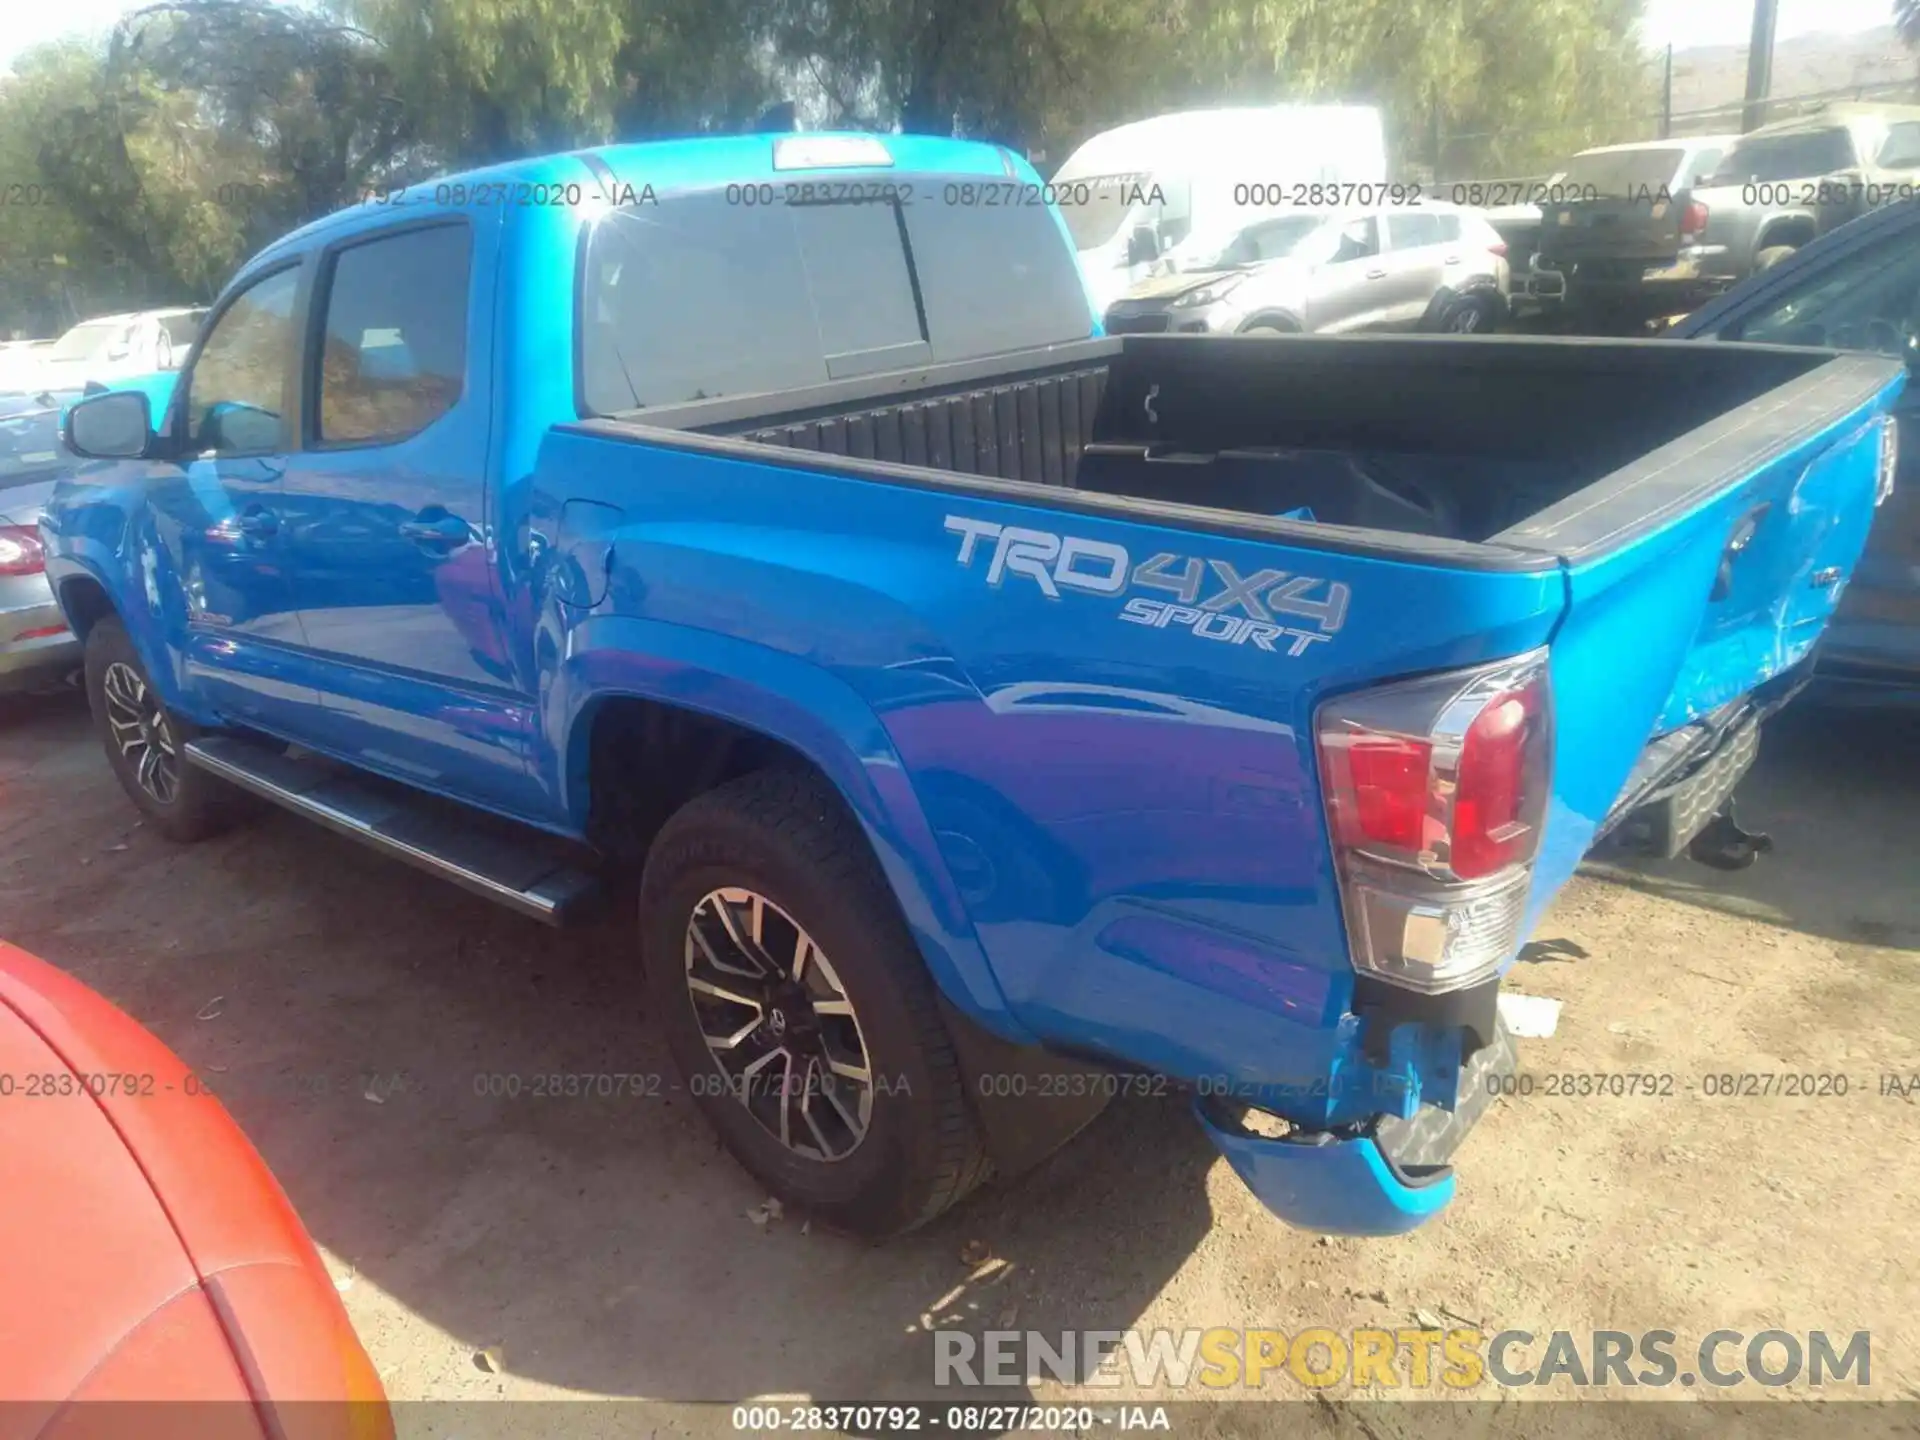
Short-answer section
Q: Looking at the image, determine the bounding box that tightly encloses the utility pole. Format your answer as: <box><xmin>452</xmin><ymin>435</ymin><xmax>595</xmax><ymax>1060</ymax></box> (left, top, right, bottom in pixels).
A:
<box><xmin>1660</xmin><ymin>44</ymin><xmax>1673</xmax><ymax>138</ymax></box>
<box><xmin>1741</xmin><ymin>0</ymin><xmax>1779</xmax><ymax>133</ymax></box>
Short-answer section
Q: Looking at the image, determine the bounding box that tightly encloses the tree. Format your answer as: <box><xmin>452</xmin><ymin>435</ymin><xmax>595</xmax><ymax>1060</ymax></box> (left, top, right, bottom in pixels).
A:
<box><xmin>340</xmin><ymin>0</ymin><xmax>776</xmax><ymax>167</ymax></box>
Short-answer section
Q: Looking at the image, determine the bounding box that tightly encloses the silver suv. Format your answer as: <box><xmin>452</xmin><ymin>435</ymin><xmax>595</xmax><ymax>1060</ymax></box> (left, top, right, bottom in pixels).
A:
<box><xmin>1103</xmin><ymin>203</ymin><xmax>1509</xmax><ymax>337</ymax></box>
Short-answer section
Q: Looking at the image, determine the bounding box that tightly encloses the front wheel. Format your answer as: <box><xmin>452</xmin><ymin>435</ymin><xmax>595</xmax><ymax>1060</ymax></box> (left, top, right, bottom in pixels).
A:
<box><xmin>640</xmin><ymin>768</ymin><xmax>990</xmax><ymax>1237</ymax></box>
<box><xmin>83</xmin><ymin>618</ymin><xmax>253</xmax><ymax>842</ymax></box>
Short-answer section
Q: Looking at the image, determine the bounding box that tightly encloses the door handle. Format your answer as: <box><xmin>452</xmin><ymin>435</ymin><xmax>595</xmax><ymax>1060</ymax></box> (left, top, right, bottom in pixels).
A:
<box><xmin>1444</xmin><ymin>254</ymin><xmax>1462</xmax><ymax>265</ymax></box>
<box><xmin>235</xmin><ymin>506</ymin><xmax>278</xmax><ymax>539</ymax></box>
<box><xmin>1365</xmin><ymin>268</ymin><xmax>1388</xmax><ymax>280</ymax></box>
<box><xmin>399</xmin><ymin>512</ymin><xmax>471</xmax><ymax>548</ymax></box>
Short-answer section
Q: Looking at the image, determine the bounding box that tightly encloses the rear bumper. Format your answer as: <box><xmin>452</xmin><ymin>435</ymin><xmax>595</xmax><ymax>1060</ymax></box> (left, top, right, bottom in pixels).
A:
<box><xmin>0</xmin><ymin>594</ymin><xmax>80</xmax><ymax>693</ymax></box>
<box><xmin>1522</xmin><ymin>255</ymin><xmax>1724</xmax><ymax>317</ymax></box>
<box><xmin>1196</xmin><ymin>1021</ymin><xmax>1517</xmax><ymax>1236</ymax></box>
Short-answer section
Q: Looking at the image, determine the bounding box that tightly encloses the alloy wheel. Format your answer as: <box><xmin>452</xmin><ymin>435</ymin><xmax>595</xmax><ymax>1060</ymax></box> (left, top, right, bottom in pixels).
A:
<box><xmin>684</xmin><ymin>887</ymin><xmax>875</xmax><ymax>1161</ymax></box>
<box><xmin>101</xmin><ymin>660</ymin><xmax>179</xmax><ymax>805</ymax></box>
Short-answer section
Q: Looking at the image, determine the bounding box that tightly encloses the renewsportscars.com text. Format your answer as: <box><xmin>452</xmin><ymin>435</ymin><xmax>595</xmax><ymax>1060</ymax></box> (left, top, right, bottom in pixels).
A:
<box><xmin>933</xmin><ymin>1327</ymin><xmax>1872</xmax><ymax>1391</ymax></box>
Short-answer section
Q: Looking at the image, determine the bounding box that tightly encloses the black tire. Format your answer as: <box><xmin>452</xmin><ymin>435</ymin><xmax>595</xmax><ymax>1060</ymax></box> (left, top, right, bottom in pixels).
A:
<box><xmin>83</xmin><ymin>618</ymin><xmax>253</xmax><ymax>843</ymax></box>
<box><xmin>1439</xmin><ymin>292</ymin><xmax>1498</xmax><ymax>333</ymax></box>
<box><xmin>640</xmin><ymin>767</ymin><xmax>990</xmax><ymax>1237</ymax></box>
<box><xmin>1755</xmin><ymin>245</ymin><xmax>1798</xmax><ymax>272</ymax></box>
<box><xmin>1239</xmin><ymin>321</ymin><xmax>1298</xmax><ymax>336</ymax></box>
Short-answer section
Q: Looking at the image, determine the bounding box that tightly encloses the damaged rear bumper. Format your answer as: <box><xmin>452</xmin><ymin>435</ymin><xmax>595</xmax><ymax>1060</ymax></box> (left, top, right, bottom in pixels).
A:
<box><xmin>1196</xmin><ymin>1021</ymin><xmax>1518</xmax><ymax>1236</ymax></box>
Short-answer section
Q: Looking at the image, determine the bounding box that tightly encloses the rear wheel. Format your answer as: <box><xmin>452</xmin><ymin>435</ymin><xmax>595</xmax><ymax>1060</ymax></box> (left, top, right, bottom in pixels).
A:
<box><xmin>83</xmin><ymin>619</ymin><xmax>253</xmax><ymax>842</ymax></box>
<box><xmin>1240</xmin><ymin>321</ymin><xmax>1298</xmax><ymax>336</ymax></box>
<box><xmin>1755</xmin><ymin>245</ymin><xmax>1798</xmax><ymax>272</ymax></box>
<box><xmin>640</xmin><ymin>768</ymin><xmax>990</xmax><ymax>1237</ymax></box>
<box><xmin>1440</xmin><ymin>293</ymin><xmax>1498</xmax><ymax>333</ymax></box>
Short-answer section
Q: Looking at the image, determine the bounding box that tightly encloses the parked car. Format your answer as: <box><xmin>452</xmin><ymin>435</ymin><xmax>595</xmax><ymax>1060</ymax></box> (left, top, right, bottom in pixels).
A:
<box><xmin>43</xmin><ymin>131</ymin><xmax>1900</xmax><ymax>1240</ymax></box>
<box><xmin>1685</xmin><ymin>105</ymin><xmax>1920</xmax><ymax>292</ymax></box>
<box><xmin>0</xmin><ymin>938</ymin><xmax>391</xmax><ymax>1431</ymax></box>
<box><xmin>0</xmin><ymin>339</ymin><xmax>54</xmax><ymax>393</ymax></box>
<box><xmin>1052</xmin><ymin>105</ymin><xmax>1390</xmax><ymax>314</ymax></box>
<box><xmin>1103</xmin><ymin>202</ymin><xmax>1508</xmax><ymax>336</ymax></box>
<box><xmin>1523</xmin><ymin>134</ymin><xmax>1738</xmax><ymax>324</ymax></box>
<box><xmin>1671</xmin><ymin>197</ymin><xmax>1920</xmax><ymax>706</ymax></box>
<box><xmin>0</xmin><ymin>391</ymin><xmax>85</xmax><ymax>694</ymax></box>
<box><xmin>23</xmin><ymin>307</ymin><xmax>207</xmax><ymax>393</ymax></box>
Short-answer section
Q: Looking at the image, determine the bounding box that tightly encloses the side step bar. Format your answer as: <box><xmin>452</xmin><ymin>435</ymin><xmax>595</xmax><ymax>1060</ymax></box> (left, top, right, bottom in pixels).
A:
<box><xmin>184</xmin><ymin>736</ymin><xmax>602</xmax><ymax>927</ymax></box>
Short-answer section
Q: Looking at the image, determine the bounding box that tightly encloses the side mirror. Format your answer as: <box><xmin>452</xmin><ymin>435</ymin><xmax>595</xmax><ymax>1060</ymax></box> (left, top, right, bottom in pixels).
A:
<box><xmin>63</xmin><ymin>390</ymin><xmax>154</xmax><ymax>460</ymax></box>
<box><xmin>1126</xmin><ymin>225</ymin><xmax>1160</xmax><ymax>267</ymax></box>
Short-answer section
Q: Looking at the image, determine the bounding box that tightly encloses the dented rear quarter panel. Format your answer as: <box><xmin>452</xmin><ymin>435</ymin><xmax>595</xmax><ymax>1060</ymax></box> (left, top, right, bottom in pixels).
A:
<box><xmin>533</xmin><ymin>425</ymin><xmax>1567</xmax><ymax>1101</ymax></box>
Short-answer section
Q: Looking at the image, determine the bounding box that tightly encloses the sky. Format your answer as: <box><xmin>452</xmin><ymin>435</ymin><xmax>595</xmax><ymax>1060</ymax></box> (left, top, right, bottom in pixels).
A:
<box><xmin>0</xmin><ymin>0</ymin><xmax>1904</xmax><ymax>75</ymax></box>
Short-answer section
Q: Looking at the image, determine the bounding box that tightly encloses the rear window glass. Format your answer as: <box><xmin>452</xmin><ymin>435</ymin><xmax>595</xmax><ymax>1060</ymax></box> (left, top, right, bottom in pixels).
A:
<box><xmin>1559</xmin><ymin>147</ymin><xmax>1684</xmax><ymax>195</ymax></box>
<box><xmin>579</xmin><ymin>182</ymin><xmax>1091</xmax><ymax>414</ymax></box>
<box><xmin>0</xmin><ymin>399</ymin><xmax>66</xmax><ymax>487</ymax></box>
<box><xmin>1706</xmin><ymin>129</ymin><xmax>1857</xmax><ymax>185</ymax></box>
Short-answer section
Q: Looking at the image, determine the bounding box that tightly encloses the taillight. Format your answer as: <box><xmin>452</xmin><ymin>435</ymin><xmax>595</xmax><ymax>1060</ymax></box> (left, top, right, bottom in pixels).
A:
<box><xmin>1316</xmin><ymin>651</ymin><xmax>1552</xmax><ymax>994</ymax></box>
<box><xmin>1680</xmin><ymin>200</ymin><xmax>1708</xmax><ymax>243</ymax></box>
<box><xmin>0</xmin><ymin>525</ymin><xmax>45</xmax><ymax>577</ymax></box>
<box><xmin>1486</xmin><ymin>240</ymin><xmax>1509</xmax><ymax>258</ymax></box>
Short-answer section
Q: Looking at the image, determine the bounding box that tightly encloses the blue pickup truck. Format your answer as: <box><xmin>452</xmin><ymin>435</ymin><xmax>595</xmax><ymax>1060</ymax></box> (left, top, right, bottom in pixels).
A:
<box><xmin>42</xmin><ymin>134</ymin><xmax>1902</xmax><ymax>1238</ymax></box>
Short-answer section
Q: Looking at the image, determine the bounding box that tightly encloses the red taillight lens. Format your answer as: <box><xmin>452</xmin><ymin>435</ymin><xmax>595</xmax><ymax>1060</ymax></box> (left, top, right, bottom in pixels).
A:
<box><xmin>1451</xmin><ymin>683</ymin><xmax>1544</xmax><ymax>879</ymax></box>
<box><xmin>1315</xmin><ymin>651</ymin><xmax>1553</xmax><ymax>994</ymax></box>
<box><xmin>1339</xmin><ymin>735</ymin><xmax>1433</xmax><ymax>852</ymax></box>
<box><xmin>0</xmin><ymin>525</ymin><xmax>45</xmax><ymax>577</ymax></box>
<box><xmin>1680</xmin><ymin>200</ymin><xmax>1708</xmax><ymax>241</ymax></box>
<box><xmin>1487</xmin><ymin>240</ymin><xmax>1509</xmax><ymax>258</ymax></box>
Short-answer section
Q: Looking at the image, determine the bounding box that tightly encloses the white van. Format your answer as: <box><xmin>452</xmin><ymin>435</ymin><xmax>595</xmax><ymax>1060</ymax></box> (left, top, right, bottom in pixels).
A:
<box><xmin>1053</xmin><ymin>106</ymin><xmax>1389</xmax><ymax>314</ymax></box>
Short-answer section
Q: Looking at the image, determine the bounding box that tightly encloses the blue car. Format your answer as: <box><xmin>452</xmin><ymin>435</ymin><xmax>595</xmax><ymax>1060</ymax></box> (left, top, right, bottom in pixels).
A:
<box><xmin>40</xmin><ymin>132</ymin><xmax>1901</xmax><ymax>1237</ymax></box>
<box><xmin>1672</xmin><ymin>198</ymin><xmax>1920</xmax><ymax>706</ymax></box>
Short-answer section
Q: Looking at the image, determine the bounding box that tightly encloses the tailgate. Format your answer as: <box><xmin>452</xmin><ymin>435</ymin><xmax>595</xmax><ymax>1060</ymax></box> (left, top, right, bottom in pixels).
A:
<box><xmin>1538</xmin><ymin>197</ymin><xmax>1682</xmax><ymax>263</ymax></box>
<box><xmin>1497</xmin><ymin>349</ymin><xmax>1903</xmax><ymax>903</ymax></box>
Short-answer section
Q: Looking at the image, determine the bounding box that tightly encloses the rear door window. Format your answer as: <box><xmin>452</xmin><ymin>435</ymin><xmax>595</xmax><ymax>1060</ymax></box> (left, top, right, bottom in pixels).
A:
<box><xmin>315</xmin><ymin>223</ymin><xmax>472</xmax><ymax>445</ymax></box>
<box><xmin>1384</xmin><ymin>212</ymin><xmax>1443</xmax><ymax>249</ymax></box>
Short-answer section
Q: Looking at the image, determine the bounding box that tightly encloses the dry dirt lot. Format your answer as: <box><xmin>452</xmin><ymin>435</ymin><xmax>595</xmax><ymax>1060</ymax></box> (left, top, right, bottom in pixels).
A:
<box><xmin>1</xmin><ymin>683</ymin><xmax>1916</xmax><ymax>1435</ymax></box>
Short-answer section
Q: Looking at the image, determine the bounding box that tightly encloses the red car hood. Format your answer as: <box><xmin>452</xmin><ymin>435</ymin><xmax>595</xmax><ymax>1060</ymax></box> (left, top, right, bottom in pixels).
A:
<box><xmin>0</xmin><ymin>941</ymin><xmax>390</xmax><ymax>1438</ymax></box>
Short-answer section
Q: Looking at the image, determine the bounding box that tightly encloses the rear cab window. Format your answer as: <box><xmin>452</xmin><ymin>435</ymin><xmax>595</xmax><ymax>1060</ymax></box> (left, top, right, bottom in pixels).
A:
<box><xmin>0</xmin><ymin>396</ymin><xmax>69</xmax><ymax>489</ymax></box>
<box><xmin>1560</xmin><ymin>147</ymin><xmax>1687</xmax><ymax>195</ymax></box>
<box><xmin>1706</xmin><ymin>129</ymin><xmax>1859</xmax><ymax>185</ymax></box>
<box><xmin>578</xmin><ymin>180</ymin><xmax>1093</xmax><ymax>414</ymax></box>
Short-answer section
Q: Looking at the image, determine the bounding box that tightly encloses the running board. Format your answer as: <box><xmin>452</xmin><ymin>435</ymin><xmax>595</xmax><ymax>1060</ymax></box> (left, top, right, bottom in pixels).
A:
<box><xmin>183</xmin><ymin>736</ymin><xmax>602</xmax><ymax>926</ymax></box>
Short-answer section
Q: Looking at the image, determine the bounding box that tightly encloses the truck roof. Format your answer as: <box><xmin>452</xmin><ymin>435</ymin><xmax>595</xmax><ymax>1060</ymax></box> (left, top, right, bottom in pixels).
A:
<box><xmin>1054</xmin><ymin>105</ymin><xmax>1383</xmax><ymax>180</ymax></box>
<box><xmin>252</xmin><ymin>132</ymin><xmax>1029</xmax><ymax>268</ymax></box>
<box><xmin>1572</xmin><ymin>134</ymin><xmax>1738</xmax><ymax>157</ymax></box>
<box><xmin>1742</xmin><ymin>102</ymin><xmax>1920</xmax><ymax>137</ymax></box>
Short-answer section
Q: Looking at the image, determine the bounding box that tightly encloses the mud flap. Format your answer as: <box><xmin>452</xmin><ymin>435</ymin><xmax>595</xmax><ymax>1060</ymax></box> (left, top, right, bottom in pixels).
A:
<box><xmin>935</xmin><ymin>996</ymin><xmax>1114</xmax><ymax>1179</ymax></box>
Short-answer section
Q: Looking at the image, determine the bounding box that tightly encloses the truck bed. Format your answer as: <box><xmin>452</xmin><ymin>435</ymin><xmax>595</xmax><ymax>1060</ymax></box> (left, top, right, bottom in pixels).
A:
<box><xmin>604</xmin><ymin>334</ymin><xmax>1869</xmax><ymax>565</ymax></box>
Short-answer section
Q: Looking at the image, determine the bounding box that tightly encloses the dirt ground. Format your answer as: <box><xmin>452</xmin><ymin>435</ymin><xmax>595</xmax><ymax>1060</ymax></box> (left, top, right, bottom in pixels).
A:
<box><xmin>1</xmin><ymin>683</ymin><xmax>1916</xmax><ymax>1432</ymax></box>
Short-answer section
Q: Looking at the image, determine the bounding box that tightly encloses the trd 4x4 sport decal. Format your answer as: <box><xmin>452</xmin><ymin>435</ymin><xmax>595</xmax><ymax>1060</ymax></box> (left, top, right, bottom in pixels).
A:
<box><xmin>945</xmin><ymin>515</ymin><xmax>1349</xmax><ymax>658</ymax></box>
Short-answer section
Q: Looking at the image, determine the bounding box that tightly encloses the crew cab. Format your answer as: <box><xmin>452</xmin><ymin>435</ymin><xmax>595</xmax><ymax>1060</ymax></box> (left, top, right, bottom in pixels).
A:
<box><xmin>42</xmin><ymin>133</ymin><xmax>1903</xmax><ymax>1239</ymax></box>
<box><xmin>1689</xmin><ymin>105</ymin><xmax>1920</xmax><ymax>291</ymax></box>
